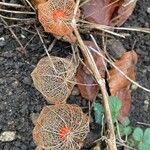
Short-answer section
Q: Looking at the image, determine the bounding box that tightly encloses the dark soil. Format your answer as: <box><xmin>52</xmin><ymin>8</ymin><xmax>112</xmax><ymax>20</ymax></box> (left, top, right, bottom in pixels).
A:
<box><xmin>0</xmin><ymin>0</ymin><xmax>150</xmax><ymax>150</ymax></box>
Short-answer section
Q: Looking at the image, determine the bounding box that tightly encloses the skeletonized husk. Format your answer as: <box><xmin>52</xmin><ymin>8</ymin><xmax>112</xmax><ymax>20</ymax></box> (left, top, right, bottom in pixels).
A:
<box><xmin>33</xmin><ymin>104</ymin><xmax>89</xmax><ymax>150</ymax></box>
<box><xmin>31</xmin><ymin>56</ymin><xmax>77</xmax><ymax>104</ymax></box>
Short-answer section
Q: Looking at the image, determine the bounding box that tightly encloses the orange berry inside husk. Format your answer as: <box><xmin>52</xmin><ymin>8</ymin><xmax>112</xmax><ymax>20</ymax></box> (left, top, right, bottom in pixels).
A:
<box><xmin>59</xmin><ymin>127</ymin><xmax>70</xmax><ymax>141</ymax></box>
<box><xmin>52</xmin><ymin>9</ymin><xmax>65</xmax><ymax>20</ymax></box>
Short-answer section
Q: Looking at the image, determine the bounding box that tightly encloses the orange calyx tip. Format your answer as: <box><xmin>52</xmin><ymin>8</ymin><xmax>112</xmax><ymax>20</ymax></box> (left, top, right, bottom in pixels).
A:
<box><xmin>52</xmin><ymin>9</ymin><xmax>65</xmax><ymax>20</ymax></box>
<box><xmin>59</xmin><ymin>127</ymin><xmax>70</xmax><ymax>141</ymax></box>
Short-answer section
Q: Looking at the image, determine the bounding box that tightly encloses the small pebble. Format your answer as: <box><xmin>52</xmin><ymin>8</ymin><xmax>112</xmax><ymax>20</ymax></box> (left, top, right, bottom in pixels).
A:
<box><xmin>131</xmin><ymin>84</ymin><xmax>138</xmax><ymax>90</ymax></box>
<box><xmin>147</xmin><ymin>66</ymin><xmax>150</xmax><ymax>72</ymax></box>
<box><xmin>8</xmin><ymin>91</ymin><xmax>13</xmax><ymax>95</ymax></box>
<box><xmin>20</xmin><ymin>34</ymin><xmax>26</xmax><ymax>39</ymax></box>
<box><xmin>0</xmin><ymin>131</ymin><xmax>16</xmax><ymax>142</ymax></box>
<box><xmin>143</xmin><ymin>100</ymin><xmax>149</xmax><ymax>112</ymax></box>
<box><xmin>22</xmin><ymin>77</ymin><xmax>32</xmax><ymax>85</ymax></box>
<box><xmin>147</xmin><ymin>7</ymin><xmax>150</xmax><ymax>13</ymax></box>
<box><xmin>142</xmin><ymin>69</ymin><xmax>147</xmax><ymax>74</ymax></box>
<box><xmin>30</xmin><ymin>113</ymin><xmax>39</xmax><ymax>125</ymax></box>
<box><xmin>0</xmin><ymin>78</ymin><xmax>4</xmax><ymax>84</ymax></box>
<box><xmin>12</xmin><ymin>80</ymin><xmax>19</xmax><ymax>88</ymax></box>
<box><xmin>71</xmin><ymin>87</ymin><xmax>80</xmax><ymax>96</ymax></box>
<box><xmin>0</xmin><ymin>37</ymin><xmax>6</xmax><ymax>47</ymax></box>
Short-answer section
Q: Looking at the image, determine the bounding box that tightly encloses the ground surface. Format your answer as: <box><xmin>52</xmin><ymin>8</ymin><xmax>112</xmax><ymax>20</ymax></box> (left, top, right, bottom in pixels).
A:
<box><xmin>0</xmin><ymin>0</ymin><xmax>150</xmax><ymax>150</ymax></box>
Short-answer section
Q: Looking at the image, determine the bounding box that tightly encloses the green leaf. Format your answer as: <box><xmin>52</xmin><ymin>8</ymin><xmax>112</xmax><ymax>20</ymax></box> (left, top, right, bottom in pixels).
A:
<box><xmin>124</xmin><ymin>126</ymin><xmax>132</xmax><ymax>136</ymax></box>
<box><xmin>138</xmin><ymin>142</ymin><xmax>150</xmax><ymax>150</ymax></box>
<box><xmin>127</xmin><ymin>138</ymin><xmax>136</xmax><ymax>147</ymax></box>
<box><xmin>118</xmin><ymin>123</ymin><xmax>132</xmax><ymax>137</ymax></box>
<box><xmin>108</xmin><ymin>96</ymin><xmax>122</xmax><ymax>123</ymax></box>
<box><xmin>93</xmin><ymin>102</ymin><xmax>104</xmax><ymax>124</ymax></box>
<box><xmin>122</xmin><ymin>117</ymin><xmax>130</xmax><ymax>126</ymax></box>
<box><xmin>132</xmin><ymin>127</ymin><xmax>143</xmax><ymax>141</ymax></box>
<box><xmin>143</xmin><ymin>128</ymin><xmax>150</xmax><ymax>144</ymax></box>
<box><xmin>118</xmin><ymin>123</ymin><xmax>125</xmax><ymax>136</ymax></box>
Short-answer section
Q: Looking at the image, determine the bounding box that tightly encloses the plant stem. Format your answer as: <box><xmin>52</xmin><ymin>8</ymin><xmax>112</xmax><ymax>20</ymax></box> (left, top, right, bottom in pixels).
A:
<box><xmin>71</xmin><ymin>1</ymin><xmax>117</xmax><ymax>149</ymax></box>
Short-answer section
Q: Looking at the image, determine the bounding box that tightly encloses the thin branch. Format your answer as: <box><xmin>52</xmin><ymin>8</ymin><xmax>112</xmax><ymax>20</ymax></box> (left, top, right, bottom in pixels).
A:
<box><xmin>0</xmin><ymin>14</ymin><xmax>36</xmax><ymax>21</ymax></box>
<box><xmin>79</xmin><ymin>20</ymin><xmax>150</xmax><ymax>34</ymax></box>
<box><xmin>0</xmin><ymin>2</ymin><xmax>25</xmax><ymax>8</ymax></box>
<box><xmin>23</xmin><ymin>33</ymin><xmax>37</xmax><ymax>49</ymax></box>
<box><xmin>34</xmin><ymin>25</ymin><xmax>57</xmax><ymax>72</ymax></box>
<box><xmin>116</xmin><ymin>141</ymin><xmax>136</xmax><ymax>150</ymax></box>
<box><xmin>24</xmin><ymin>0</ymin><xmax>36</xmax><ymax>11</ymax></box>
<box><xmin>89</xmin><ymin>43</ymin><xmax>150</xmax><ymax>93</ymax></box>
<box><xmin>0</xmin><ymin>8</ymin><xmax>35</xmax><ymax>14</ymax></box>
<box><xmin>41</xmin><ymin>38</ymin><xmax>57</xmax><ymax>57</ymax></box>
<box><xmin>79</xmin><ymin>20</ymin><xmax>126</xmax><ymax>38</ymax></box>
<box><xmin>71</xmin><ymin>1</ymin><xmax>117</xmax><ymax>150</ymax></box>
<box><xmin>1</xmin><ymin>18</ymin><xmax>26</xmax><ymax>54</ymax></box>
<box><xmin>137</xmin><ymin>122</ymin><xmax>150</xmax><ymax>127</ymax></box>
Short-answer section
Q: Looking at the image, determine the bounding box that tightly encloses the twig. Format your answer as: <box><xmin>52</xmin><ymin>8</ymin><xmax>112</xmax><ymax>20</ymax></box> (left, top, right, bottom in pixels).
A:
<box><xmin>0</xmin><ymin>14</ymin><xmax>36</xmax><ymax>21</ymax></box>
<box><xmin>137</xmin><ymin>122</ymin><xmax>150</xmax><ymax>127</ymax></box>
<box><xmin>79</xmin><ymin>20</ymin><xmax>126</xmax><ymax>38</ymax></box>
<box><xmin>79</xmin><ymin>0</ymin><xmax>90</xmax><ymax>7</ymax></box>
<box><xmin>89</xmin><ymin>42</ymin><xmax>150</xmax><ymax>93</ymax></box>
<box><xmin>34</xmin><ymin>25</ymin><xmax>57</xmax><ymax>72</ymax></box>
<box><xmin>23</xmin><ymin>33</ymin><xmax>37</xmax><ymax>49</ymax></box>
<box><xmin>116</xmin><ymin>141</ymin><xmax>136</xmax><ymax>150</ymax></box>
<box><xmin>1</xmin><ymin>18</ymin><xmax>26</xmax><ymax>54</ymax></box>
<box><xmin>0</xmin><ymin>2</ymin><xmax>25</xmax><ymax>8</ymax></box>
<box><xmin>47</xmin><ymin>38</ymin><xmax>57</xmax><ymax>52</ymax></box>
<box><xmin>24</xmin><ymin>0</ymin><xmax>36</xmax><ymax>11</ymax></box>
<box><xmin>71</xmin><ymin>1</ymin><xmax>117</xmax><ymax>150</ymax></box>
<box><xmin>79</xmin><ymin>20</ymin><xmax>150</xmax><ymax>34</ymax></box>
<box><xmin>41</xmin><ymin>38</ymin><xmax>57</xmax><ymax>57</ymax></box>
<box><xmin>0</xmin><ymin>8</ymin><xmax>35</xmax><ymax>14</ymax></box>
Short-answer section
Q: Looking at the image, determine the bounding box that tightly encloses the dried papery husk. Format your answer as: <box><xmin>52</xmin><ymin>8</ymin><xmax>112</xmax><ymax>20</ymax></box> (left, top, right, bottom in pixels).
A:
<box><xmin>38</xmin><ymin>0</ymin><xmax>80</xmax><ymax>43</ymax></box>
<box><xmin>31</xmin><ymin>0</ymin><xmax>47</xmax><ymax>8</ymax></box>
<box><xmin>33</xmin><ymin>104</ymin><xmax>89</xmax><ymax>150</ymax></box>
<box><xmin>31</xmin><ymin>56</ymin><xmax>77</xmax><ymax>104</ymax></box>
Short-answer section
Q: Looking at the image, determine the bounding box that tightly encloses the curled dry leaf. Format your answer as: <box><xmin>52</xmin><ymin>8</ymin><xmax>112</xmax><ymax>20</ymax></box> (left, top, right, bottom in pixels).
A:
<box><xmin>117</xmin><ymin>87</ymin><xmax>131</xmax><ymax>122</ymax></box>
<box><xmin>82</xmin><ymin>0</ymin><xmax>117</xmax><ymax>25</ymax></box>
<box><xmin>76</xmin><ymin>41</ymin><xmax>106</xmax><ymax>101</ymax></box>
<box><xmin>76</xmin><ymin>63</ymin><xmax>99</xmax><ymax>101</ymax></box>
<box><xmin>108</xmin><ymin>51</ymin><xmax>138</xmax><ymax>122</ymax></box>
<box><xmin>110</xmin><ymin>0</ymin><xmax>137</xmax><ymax>26</ymax></box>
<box><xmin>33</xmin><ymin>104</ymin><xmax>89</xmax><ymax>150</ymax></box>
<box><xmin>37</xmin><ymin>0</ymin><xmax>80</xmax><ymax>43</ymax></box>
<box><xmin>82</xmin><ymin>0</ymin><xmax>137</xmax><ymax>26</ymax></box>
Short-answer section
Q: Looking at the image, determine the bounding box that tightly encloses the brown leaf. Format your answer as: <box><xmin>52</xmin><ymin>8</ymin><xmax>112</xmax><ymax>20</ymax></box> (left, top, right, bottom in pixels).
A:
<box><xmin>110</xmin><ymin>0</ymin><xmax>137</xmax><ymax>26</ymax></box>
<box><xmin>76</xmin><ymin>62</ymin><xmax>99</xmax><ymax>101</ymax></box>
<box><xmin>108</xmin><ymin>51</ymin><xmax>138</xmax><ymax>122</ymax></box>
<box><xmin>82</xmin><ymin>0</ymin><xmax>117</xmax><ymax>25</ymax></box>
<box><xmin>76</xmin><ymin>41</ymin><xmax>106</xmax><ymax>101</ymax></box>
<box><xmin>81</xmin><ymin>0</ymin><xmax>137</xmax><ymax>26</ymax></box>
<box><xmin>117</xmin><ymin>87</ymin><xmax>131</xmax><ymax>122</ymax></box>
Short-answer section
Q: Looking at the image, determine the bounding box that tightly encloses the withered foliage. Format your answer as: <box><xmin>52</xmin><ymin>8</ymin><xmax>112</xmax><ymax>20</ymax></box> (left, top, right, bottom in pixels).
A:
<box><xmin>109</xmin><ymin>51</ymin><xmax>138</xmax><ymax>122</ymax></box>
<box><xmin>82</xmin><ymin>0</ymin><xmax>137</xmax><ymax>26</ymax></box>
<box><xmin>110</xmin><ymin>0</ymin><xmax>137</xmax><ymax>26</ymax></box>
<box><xmin>76</xmin><ymin>41</ymin><xmax>106</xmax><ymax>101</ymax></box>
